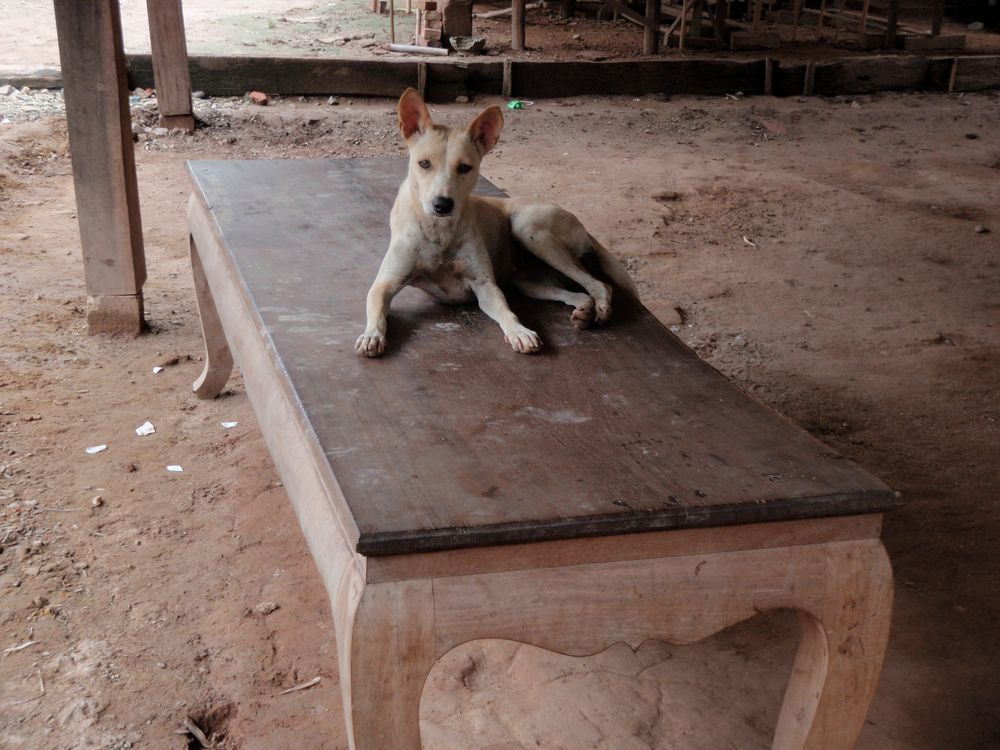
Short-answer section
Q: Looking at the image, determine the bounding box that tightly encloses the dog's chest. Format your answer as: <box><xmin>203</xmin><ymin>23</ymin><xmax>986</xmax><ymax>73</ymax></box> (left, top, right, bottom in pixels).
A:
<box><xmin>413</xmin><ymin>249</ymin><xmax>475</xmax><ymax>303</ymax></box>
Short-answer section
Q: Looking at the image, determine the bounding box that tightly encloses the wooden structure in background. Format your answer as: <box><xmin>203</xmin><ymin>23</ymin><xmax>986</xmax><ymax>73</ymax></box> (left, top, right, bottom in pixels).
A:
<box><xmin>187</xmin><ymin>156</ymin><xmax>895</xmax><ymax>749</ymax></box>
<box><xmin>53</xmin><ymin>0</ymin><xmax>146</xmax><ymax>336</ymax></box>
<box><xmin>146</xmin><ymin>0</ymin><xmax>195</xmax><ymax>131</ymax></box>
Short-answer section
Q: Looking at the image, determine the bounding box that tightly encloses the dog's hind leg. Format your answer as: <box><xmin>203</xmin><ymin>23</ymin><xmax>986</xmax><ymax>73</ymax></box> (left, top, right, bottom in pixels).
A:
<box><xmin>511</xmin><ymin>212</ymin><xmax>614</xmax><ymax>323</ymax></box>
<box><xmin>511</xmin><ymin>277</ymin><xmax>596</xmax><ymax>330</ymax></box>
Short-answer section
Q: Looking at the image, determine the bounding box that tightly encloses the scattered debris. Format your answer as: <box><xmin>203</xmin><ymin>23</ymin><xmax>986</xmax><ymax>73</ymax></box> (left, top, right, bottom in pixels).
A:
<box><xmin>152</xmin><ymin>366</ymin><xmax>164</xmax><ymax>374</ymax></box>
<box><xmin>974</xmin><ymin>225</ymin><xmax>989</xmax><ymax>234</ymax></box>
<box><xmin>279</xmin><ymin>676</ymin><xmax>321</xmax><ymax>695</ymax></box>
<box><xmin>166</xmin><ymin>465</ymin><xmax>184</xmax><ymax>473</ymax></box>
<box><xmin>248</xmin><ymin>91</ymin><xmax>270</xmax><ymax>106</ymax></box>
<box><xmin>91</xmin><ymin>495</ymin><xmax>103</xmax><ymax>507</ymax></box>
<box><xmin>182</xmin><ymin>716</ymin><xmax>215</xmax><ymax>749</ymax></box>
<box><xmin>742</xmin><ymin>235</ymin><xmax>757</xmax><ymax>248</ymax></box>
<box><xmin>221</xmin><ymin>421</ymin><xmax>239</xmax><ymax>429</ymax></box>
<box><xmin>135</xmin><ymin>421</ymin><xmax>156</xmax><ymax>437</ymax></box>
<box><xmin>327</xmin><ymin>96</ymin><xmax>339</xmax><ymax>105</ymax></box>
<box><xmin>507</xmin><ymin>100</ymin><xmax>534</xmax><ymax>110</ymax></box>
<box><xmin>449</xmin><ymin>35</ymin><xmax>486</xmax><ymax>55</ymax></box>
<box><xmin>253</xmin><ymin>601</ymin><xmax>280</xmax><ymax>616</ymax></box>
<box><xmin>3</xmin><ymin>640</ymin><xmax>38</xmax><ymax>656</ymax></box>
<box><xmin>85</xmin><ymin>444</ymin><xmax>107</xmax><ymax>455</ymax></box>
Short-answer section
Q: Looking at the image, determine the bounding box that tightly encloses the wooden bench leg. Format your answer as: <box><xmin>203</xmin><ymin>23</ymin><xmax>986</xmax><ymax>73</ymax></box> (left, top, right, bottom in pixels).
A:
<box><xmin>773</xmin><ymin>542</ymin><xmax>893</xmax><ymax>749</ymax></box>
<box><xmin>341</xmin><ymin>581</ymin><xmax>436</xmax><ymax>750</ymax></box>
<box><xmin>354</xmin><ymin>537</ymin><xmax>892</xmax><ymax>749</ymax></box>
<box><xmin>190</xmin><ymin>232</ymin><xmax>234</xmax><ymax>399</ymax></box>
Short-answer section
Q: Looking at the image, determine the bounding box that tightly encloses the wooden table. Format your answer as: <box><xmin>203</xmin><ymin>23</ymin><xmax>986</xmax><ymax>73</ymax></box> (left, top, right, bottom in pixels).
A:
<box><xmin>187</xmin><ymin>157</ymin><xmax>894</xmax><ymax>750</ymax></box>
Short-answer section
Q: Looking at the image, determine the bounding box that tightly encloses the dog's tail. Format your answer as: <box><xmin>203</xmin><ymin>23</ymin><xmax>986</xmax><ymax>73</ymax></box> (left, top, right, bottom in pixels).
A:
<box><xmin>588</xmin><ymin>234</ymin><xmax>640</xmax><ymax>301</ymax></box>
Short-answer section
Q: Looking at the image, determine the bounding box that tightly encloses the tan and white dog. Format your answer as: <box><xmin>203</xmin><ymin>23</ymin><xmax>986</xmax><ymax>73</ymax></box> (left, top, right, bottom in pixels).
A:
<box><xmin>355</xmin><ymin>88</ymin><xmax>638</xmax><ymax>358</ymax></box>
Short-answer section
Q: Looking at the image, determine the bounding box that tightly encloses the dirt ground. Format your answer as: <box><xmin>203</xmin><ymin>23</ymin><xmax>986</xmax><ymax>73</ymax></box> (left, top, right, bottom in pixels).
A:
<box><xmin>2</xmin><ymin>4</ymin><xmax>1000</xmax><ymax>750</ymax></box>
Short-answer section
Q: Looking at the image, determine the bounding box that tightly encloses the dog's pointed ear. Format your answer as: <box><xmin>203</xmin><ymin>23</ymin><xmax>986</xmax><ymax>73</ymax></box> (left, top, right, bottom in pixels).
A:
<box><xmin>466</xmin><ymin>105</ymin><xmax>504</xmax><ymax>155</ymax></box>
<box><xmin>398</xmin><ymin>88</ymin><xmax>432</xmax><ymax>140</ymax></box>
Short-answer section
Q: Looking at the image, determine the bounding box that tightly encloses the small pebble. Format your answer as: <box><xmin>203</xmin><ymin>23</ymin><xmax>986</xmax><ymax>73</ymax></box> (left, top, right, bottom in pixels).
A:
<box><xmin>91</xmin><ymin>495</ymin><xmax>103</xmax><ymax>507</ymax></box>
<box><xmin>974</xmin><ymin>225</ymin><xmax>989</xmax><ymax>234</ymax></box>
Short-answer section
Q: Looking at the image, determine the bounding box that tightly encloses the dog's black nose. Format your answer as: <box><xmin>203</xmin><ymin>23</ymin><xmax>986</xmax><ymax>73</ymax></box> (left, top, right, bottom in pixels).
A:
<box><xmin>432</xmin><ymin>196</ymin><xmax>454</xmax><ymax>216</ymax></box>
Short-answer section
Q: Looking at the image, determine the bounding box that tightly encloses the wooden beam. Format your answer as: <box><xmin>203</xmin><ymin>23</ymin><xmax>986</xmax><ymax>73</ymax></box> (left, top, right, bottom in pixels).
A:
<box><xmin>53</xmin><ymin>0</ymin><xmax>146</xmax><ymax>336</ymax></box>
<box><xmin>644</xmin><ymin>0</ymin><xmax>661</xmax><ymax>54</ymax></box>
<box><xmin>146</xmin><ymin>0</ymin><xmax>193</xmax><ymax>132</ymax></box>
<box><xmin>884</xmin><ymin>0</ymin><xmax>900</xmax><ymax>46</ymax></box>
<box><xmin>930</xmin><ymin>0</ymin><xmax>944</xmax><ymax>36</ymax></box>
<box><xmin>512</xmin><ymin>0</ymin><xmax>526</xmax><ymax>50</ymax></box>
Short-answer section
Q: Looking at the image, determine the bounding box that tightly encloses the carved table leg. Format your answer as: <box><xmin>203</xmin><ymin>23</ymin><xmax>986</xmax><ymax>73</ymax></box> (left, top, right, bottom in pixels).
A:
<box><xmin>190</xmin><ymin>232</ymin><xmax>234</xmax><ymax>399</ymax></box>
<box><xmin>773</xmin><ymin>541</ymin><xmax>893</xmax><ymax>750</ymax></box>
<box><xmin>345</xmin><ymin>537</ymin><xmax>892</xmax><ymax>750</ymax></box>
<box><xmin>340</xmin><ymin>580</ymin><xmax>436</xmax><ymax>750</ymax></box>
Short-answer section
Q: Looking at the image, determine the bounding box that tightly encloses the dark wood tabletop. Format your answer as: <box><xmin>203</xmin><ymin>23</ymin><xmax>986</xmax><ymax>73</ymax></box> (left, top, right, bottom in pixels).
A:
<box><xmin>188</xmin><ymin>157</ymin><xmax>893</xmax><ymax>556</ymax></box>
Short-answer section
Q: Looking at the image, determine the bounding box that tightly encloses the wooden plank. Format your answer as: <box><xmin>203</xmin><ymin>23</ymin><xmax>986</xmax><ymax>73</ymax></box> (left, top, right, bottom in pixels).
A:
<box><xmin>884</xmin><ymin>0</ymin><xmax>900</xmax><ymax>46</ymax></box>
<box><xmin>145</xmin><ymin>0</ymin><xmax>193</xmax><ymax>132</ymax></box>
<box><xmin>187</xmin><ymin>157</ymin><xmax>894</xmax><ymax>556</ymax></box>
<box><xmin>812</xmin><ymin>55</ymin><xmax>930</xmax><ymax>94</ymax></box>
<box><xmin>511</xmin><ymin>59</ymin><xmax>767</xmax><ymax>97</ymax></box>
<box><xmin>952</xmin><ymin>55</ymin><xmax>1000</xmax><ymax>91</ymax></box>
<box><xmin>423</xmin><ymin>60</ymin><xmax>503</xmax><ymax>102</ymax></box>
<box><xmin>366</xmin><ymin>514</ymin><xmax>883</xmax><ymax>582</ymax></box>
<box><xmin>53</xmin><ymin>0</ymin><xmax>146</xmax><ymax>335</ymax></box>
<box><xmin>127</xmin><ymin>53</ymin><xmax>418</xmax><ymax>97</ymax></box>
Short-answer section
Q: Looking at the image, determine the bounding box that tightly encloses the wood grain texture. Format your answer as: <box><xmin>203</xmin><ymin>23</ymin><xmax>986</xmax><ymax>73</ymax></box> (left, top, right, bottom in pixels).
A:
<box><xmin>511</xmin><ymin>59</ymin><xmax>766</xmax><ymax>97</ymax></box>
<box><xmin>425</xmin><ymin>537</ymin><xmax>892</xmax><ymax>749</ymax></box>
<box><xmin>128</xmin><ymin>53</ymin><xmax>419</xmax><ymax>97</ymax></box>
<box><xmin>953</xmin><ymin>55</ymin><xmax>1000</xmax><ymax>91</ymax></box>
<box><xmin>187</xmin><ymin>157</ymin><xmax>893</xmax><ymax>556</ymax></box>
<box><xmin>53</xmin><ymin>0</ymin><xmax>146</xmax><ymax>301</ymax></box>
<box><xmin>146</xmin><ymin>0</ymin><xmax>193</xmax><ymax>129</ymax></box>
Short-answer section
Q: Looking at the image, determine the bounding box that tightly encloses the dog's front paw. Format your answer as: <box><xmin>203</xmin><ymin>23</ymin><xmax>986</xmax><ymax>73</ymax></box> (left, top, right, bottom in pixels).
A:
<box><xmin>355</xmin><ymin>330</ymin><xmax>387</xmax><ymax>358</ymax></box>
<box><xmin>571</xmin><ymin>301</ymin><xmax>596</xmax><ymax>330</ymax></box>
<box><xmin>504</xmin><ymin>325</ymin><xmax>542</xmax><ymax>354</ymax></box>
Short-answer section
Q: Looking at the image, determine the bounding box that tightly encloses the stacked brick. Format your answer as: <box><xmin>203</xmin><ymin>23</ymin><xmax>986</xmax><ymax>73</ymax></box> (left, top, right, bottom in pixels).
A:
<box><xmin>416</xmin><ymin>0</ymin><xmax>472</xmax><ymax>47</ymax></box>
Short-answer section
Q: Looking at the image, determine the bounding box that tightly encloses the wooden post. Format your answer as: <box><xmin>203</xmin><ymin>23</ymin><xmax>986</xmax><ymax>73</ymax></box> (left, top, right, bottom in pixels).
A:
<box><xmin>512</xmin><ymin>0</ymin><xmax>526</xmax><ymax>51</ymax></box>
<box><xmin>930</xmin><ymin>0</ymin><xmax>944</xmax><ymax>36</ymax></box>
<box><xmin>713</xmin><ymin>0</ymin><xmax>727</xmax><ymax>42</ymax></box>
<box><xmin>644</xmin><ymin>0</ymin><xmax>661</xmax><ymax>54</ymax></box>
<box><xmin>53</xmin><ymin>0</ymin><xmax>146</xmax><ymax>336</ymax></box>
<box><xmin>390</xmin><ymin>0</ymin><xmax>397</xmax><ymax>42</ymax></box>
<box><xmin>679</xmin><ymin>0</ymin><xmax>690</xmax><ymax>49</ymax></box>
<box><xmin>752</xmin><ymin>0</ymin><xmax>763</xmax><ymax>32</ymax></box>
<box><xmin>884</xmin><ymin>0</ymin><xmax>899</xmax><ymax>46</ymax></box>
<box><xmin>560</xmin><ymin>0</ymin><xmax>577</xmax><ymax>19</ymax></box>
<box><xmin>146</xmin><ymin>0</ymin><xmax>194</xmax><ymax>132</ymax></box>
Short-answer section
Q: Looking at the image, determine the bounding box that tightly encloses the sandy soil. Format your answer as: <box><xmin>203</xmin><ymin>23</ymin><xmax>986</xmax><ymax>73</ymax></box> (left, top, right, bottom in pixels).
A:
<box><xmin>2</xmin><ymin>7</ymin><xmax>1000</xmax><ymax>749</ymax></box>
<box><xmin>0</xmin><ymin>84</ymin><xmax>998</xmax><ymax>749</ymax></box>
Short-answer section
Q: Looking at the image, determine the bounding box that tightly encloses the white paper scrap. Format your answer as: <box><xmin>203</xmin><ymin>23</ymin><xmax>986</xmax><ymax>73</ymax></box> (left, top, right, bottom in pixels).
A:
<box><xmin>166</xmin><ymin>465</ymin><xmax>183</xmax><ymax>473</ymax></box>
<box><xmin>221</xmin><ymin>421</ymin><xmax>239</xmax><ymax>429</ymax></box>
<box><xmin>86</xmin><ymin>445</ymin><xmax>107</xmax><ymax>455</ymax></box>
<box><xmin>152</xmin><ymin>366</ymin><xmax>164</xmax><ymax>374</ymax></box>
<box><xmin>135</xmin><ymin>421</ymin><xmax>156</xmax><ymax>436</ymax></box>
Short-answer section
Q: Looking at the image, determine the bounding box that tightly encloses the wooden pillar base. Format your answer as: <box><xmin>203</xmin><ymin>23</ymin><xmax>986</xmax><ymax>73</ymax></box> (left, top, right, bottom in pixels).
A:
<box><xmin>86</xmin><ymin>293</ymin><xmax>145</xmax><ymax>336</ymax></box>
<box><xmin>158</xmin><ymin>113</ymin><xmax>195</xmax><ymax>132</ymax></box>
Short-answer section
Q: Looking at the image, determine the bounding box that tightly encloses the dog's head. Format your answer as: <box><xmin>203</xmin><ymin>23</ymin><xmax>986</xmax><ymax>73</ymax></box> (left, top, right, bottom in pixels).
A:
<box><xmin>397</xmin><ymin>88</ymin><xmax>504</xmax><ymax>219</ymax></box>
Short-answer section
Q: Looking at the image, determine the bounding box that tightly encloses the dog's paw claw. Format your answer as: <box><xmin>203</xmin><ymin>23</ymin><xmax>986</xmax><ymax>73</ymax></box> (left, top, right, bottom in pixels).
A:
<box><xmin>571</xmin><ymin>304</ymin><xmax>595</xmax><ymax>330</ymax></box>
<box><xmin>355</xmin><ymin>331</ymin><xmax>387</xmax><ymax>358</ymax></box>
<box><xmin>505</xmin><ymin>326</ymin><xmax>542</xmax><ymax>354</ymax></box>
<box><xmin>594</xmin><ymin>303</ymin><xmax>612</xmax><ymax>325</ymax></box>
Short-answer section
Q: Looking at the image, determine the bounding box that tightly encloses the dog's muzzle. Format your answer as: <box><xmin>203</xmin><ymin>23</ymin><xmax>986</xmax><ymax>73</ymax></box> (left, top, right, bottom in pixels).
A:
<box><xmin>431</xmin><ymin>196</ymin><xmax>454</xmax><ymax>216</ymax></box>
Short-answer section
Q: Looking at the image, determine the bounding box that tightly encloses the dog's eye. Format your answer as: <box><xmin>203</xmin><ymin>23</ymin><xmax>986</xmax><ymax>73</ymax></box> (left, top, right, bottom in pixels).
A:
<box><xmin>457</xmin><ymin>163</ymin><xmax>472</xmax><ymax>174</ymax></box>
<box><xmin>418</xmin><ymin>159</ymin><xmax>431</xmax><ymax>170</ymax></box>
